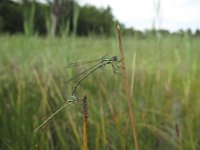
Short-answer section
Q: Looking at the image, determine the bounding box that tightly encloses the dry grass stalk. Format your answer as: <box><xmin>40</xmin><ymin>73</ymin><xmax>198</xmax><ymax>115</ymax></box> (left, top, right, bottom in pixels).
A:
<box><xmin>130</xmin><ymin>51</ymin><xmax>137</xmax><ymax>97</ymax></box>
<box><xmin>82</xmin><ymin>95</ymin><xmax>88</xmax><ymax>150</ymax></box>
<box><xmin>116</xmin><ymin>25</ymin><xmax>139</xmax><ymax>150</ymax></box>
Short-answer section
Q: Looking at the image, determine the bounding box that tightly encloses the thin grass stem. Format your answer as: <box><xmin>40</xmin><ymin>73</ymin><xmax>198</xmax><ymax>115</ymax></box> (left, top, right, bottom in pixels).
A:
<box><xmin>116</xmin><ymin>25</ymin><xmax>139</xmax><ymax>150</ymax></box>
<box><xmin>131</xmin><ymin>51</ymin><xmax>136</xmax><ymax>97</ymax></box>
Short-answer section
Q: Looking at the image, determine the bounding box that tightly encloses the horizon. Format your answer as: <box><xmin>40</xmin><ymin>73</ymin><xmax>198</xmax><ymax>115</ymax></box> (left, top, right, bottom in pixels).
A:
<box><xmin>14</xmin><ymin>0</ymin><xmax>200</xmax><ymax>33</ymax></box>
<box><xmin>79</xmin><ymin>0</ymin><xmax>200</xmax><ymax>33</ymax></box>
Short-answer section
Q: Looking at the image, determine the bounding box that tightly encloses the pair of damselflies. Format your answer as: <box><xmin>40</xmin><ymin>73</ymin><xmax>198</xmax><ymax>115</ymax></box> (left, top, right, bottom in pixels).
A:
<box><xmin>34</xmin><ymin>55</ymin><xmax>121</xmax><ymax>132</ymax></box>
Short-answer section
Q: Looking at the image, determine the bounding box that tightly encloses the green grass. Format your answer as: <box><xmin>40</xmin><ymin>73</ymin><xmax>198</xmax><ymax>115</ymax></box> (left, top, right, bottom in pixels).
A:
<box><xmin>0</xmin><ymin>34</ymin><xmax>200</xmax><ymax>150</ymax></box>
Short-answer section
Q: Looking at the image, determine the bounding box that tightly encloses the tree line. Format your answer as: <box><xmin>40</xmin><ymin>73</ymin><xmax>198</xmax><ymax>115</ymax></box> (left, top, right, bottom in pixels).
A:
<box><xmin>0</xmin><ymin>0</ymin><xmax>117</xmax><ymax>36</ymax></box>
<box><xmin>0</xmin><ymin>0</ymin><xmax>200</xmax><ymax>37</ymax></box>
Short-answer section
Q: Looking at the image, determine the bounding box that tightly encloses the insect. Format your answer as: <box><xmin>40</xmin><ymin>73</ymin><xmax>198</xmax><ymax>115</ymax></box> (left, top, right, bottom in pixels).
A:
<box><xmin>66</xmin><ymin>55</ymin><xmax>121</xmax><ymax>100</ymax></box>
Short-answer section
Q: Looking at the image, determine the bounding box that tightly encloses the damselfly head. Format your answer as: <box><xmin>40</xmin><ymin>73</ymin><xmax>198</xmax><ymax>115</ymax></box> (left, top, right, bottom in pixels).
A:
<box><xmin>72</xmin><ymin>95</ymin><xmax>78</xmax><ymax>101</ymax></box>
<box><xmin>112</xmin><ymin>56</ymin><xmax>118</xmax><ymax>61</ymax></box>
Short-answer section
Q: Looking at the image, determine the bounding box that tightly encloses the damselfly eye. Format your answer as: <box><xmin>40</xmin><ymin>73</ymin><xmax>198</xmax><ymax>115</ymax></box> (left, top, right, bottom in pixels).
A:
<box><xmin>112</xmin><ymin>56</ymin><xmax>118</xmax><ymax>61</ymax></box>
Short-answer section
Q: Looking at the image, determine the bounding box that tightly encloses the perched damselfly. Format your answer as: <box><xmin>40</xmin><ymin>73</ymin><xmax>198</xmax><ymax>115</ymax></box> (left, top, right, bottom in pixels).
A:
<box><xmin>34</xmin><ymin>96</ymin><xmax>87</xmax><ymax>132</ymax></box>
<box><xmin>66</xmin><ymin>55</ymin><xmax>121</xmax><ymax>100</ymax></box>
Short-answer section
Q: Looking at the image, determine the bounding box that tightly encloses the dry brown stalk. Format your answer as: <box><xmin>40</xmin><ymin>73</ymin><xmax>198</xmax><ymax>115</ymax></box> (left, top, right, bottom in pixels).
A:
<box><xmin>82</xmin><ymin>95</ymin><xmax>88</xmax><ymax>150</ymax></box>
<box><xmin>116</xmin><ymin>25</ymin><xmax>139</xmax><ymax>150</ymax></box>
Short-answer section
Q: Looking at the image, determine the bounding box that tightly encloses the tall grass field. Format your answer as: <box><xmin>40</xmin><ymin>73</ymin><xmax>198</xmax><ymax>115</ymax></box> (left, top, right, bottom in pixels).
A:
<box><xmin>0</xmin><ymin>34</ymin><xmax>200</xmax><ymax>150</ymax></box>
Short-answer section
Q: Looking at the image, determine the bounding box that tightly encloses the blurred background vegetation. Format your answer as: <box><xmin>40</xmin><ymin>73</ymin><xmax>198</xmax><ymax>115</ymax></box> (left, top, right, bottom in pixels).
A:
<box><xmin>0</xmin><ymin>0</ymin><xmax>117</xmax><ymax>36</ymax></box>
<box><xmin>1</xmin><ymin>0</ymin><xmax>200</xmax><ymax>37</ymax></box>
<box><xmin>0</xmin><ymin>0</ymin><xmax>200</xmax><ymax>150</ymax></box>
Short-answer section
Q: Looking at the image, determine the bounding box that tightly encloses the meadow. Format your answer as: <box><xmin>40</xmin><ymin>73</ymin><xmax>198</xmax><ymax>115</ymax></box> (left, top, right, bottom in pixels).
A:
<box><xmin>0</xmin><ymin>34</ymin><xmax>199</xmax><ymax>150</ymax></box>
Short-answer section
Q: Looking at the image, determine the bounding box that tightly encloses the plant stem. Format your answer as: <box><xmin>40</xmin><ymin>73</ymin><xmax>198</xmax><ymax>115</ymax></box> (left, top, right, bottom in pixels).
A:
<box><xmin>116</xmin><ymin>25</ymin><xmax>139</xmax><ymax>150</ymax></box>
<box><xmin>83</xmin><ymin>95</ymin><xmax>88</xmax><ymax>150</ymax></box>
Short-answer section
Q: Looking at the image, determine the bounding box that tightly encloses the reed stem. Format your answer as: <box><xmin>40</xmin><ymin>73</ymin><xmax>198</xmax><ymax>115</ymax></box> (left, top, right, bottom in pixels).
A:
<box><xmin>82</xmin><ymin>95</ymin><xmax>88</xmax><ymax>150</ymax></box>
<box><xmin>116</xmin><ymin>25</ymin><xmax>139</xmax><ymax>150</ymax></box>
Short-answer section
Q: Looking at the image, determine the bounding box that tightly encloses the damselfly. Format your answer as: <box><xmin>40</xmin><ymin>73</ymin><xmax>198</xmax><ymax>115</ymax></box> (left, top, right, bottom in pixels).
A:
<box><xmin>66</xmin><ymin>55</ymin><xmax>121</xmax><ymax>100</ymax></box>
<box><xmin>34</xmin><ymin>97</ymin><xmax>82</xmax><ymax>132</ymax></box>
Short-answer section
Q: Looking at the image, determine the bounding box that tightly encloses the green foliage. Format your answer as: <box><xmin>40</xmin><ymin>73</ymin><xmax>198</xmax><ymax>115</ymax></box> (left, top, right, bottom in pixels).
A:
<box><xmin>195</xmin><ymin>29</ymin><xmax>200</xmax><ymax>36</ymax></box>
<box><xmin>23</xmin><ymin>2</ymin><xmax>35</xmax><ymax>35</ymax></box>
<box><xmin>22</xmin><ymin>1</ymin><xmax>49</xmax><ymax>35</ymax></box>
<box><xmin>0</xmin><ymin>35</ymin><xmax>200</xmax><ymax>149</ymax></box>
<box><xmin>0</xmin><ymin>16</ymin><xmax>4</xmax><ymax>32</ymax></box>
<box><xmin>0</xmin><ymin>0</ymin><xmax>49</xmax><ymax>35</ymax></box>
<box><xmin>77</xmin><ymin>5</ymin><xmax>115</xmax><ymax>36</ymax></box>
<box><xmin>122</xmin><ymin>27</ymin><xmax>144</xmax><ymax>38</ymax></box>
<box><xmin>0</xmin><ymin>0</ymin><xmax>24</xmax><ymax>33</ymax></box>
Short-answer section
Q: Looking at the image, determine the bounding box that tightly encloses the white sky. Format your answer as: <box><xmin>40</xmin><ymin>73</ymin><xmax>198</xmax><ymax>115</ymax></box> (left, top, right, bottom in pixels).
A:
<box><xmin>78</xmin><ymin>0</ymin><xmax>200</xmax><ymax>32</ymax></box>
<box><xmin>39</xmin><ymin>0</ymin><xmax>200</xmax><ymax>32</ymax></box>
